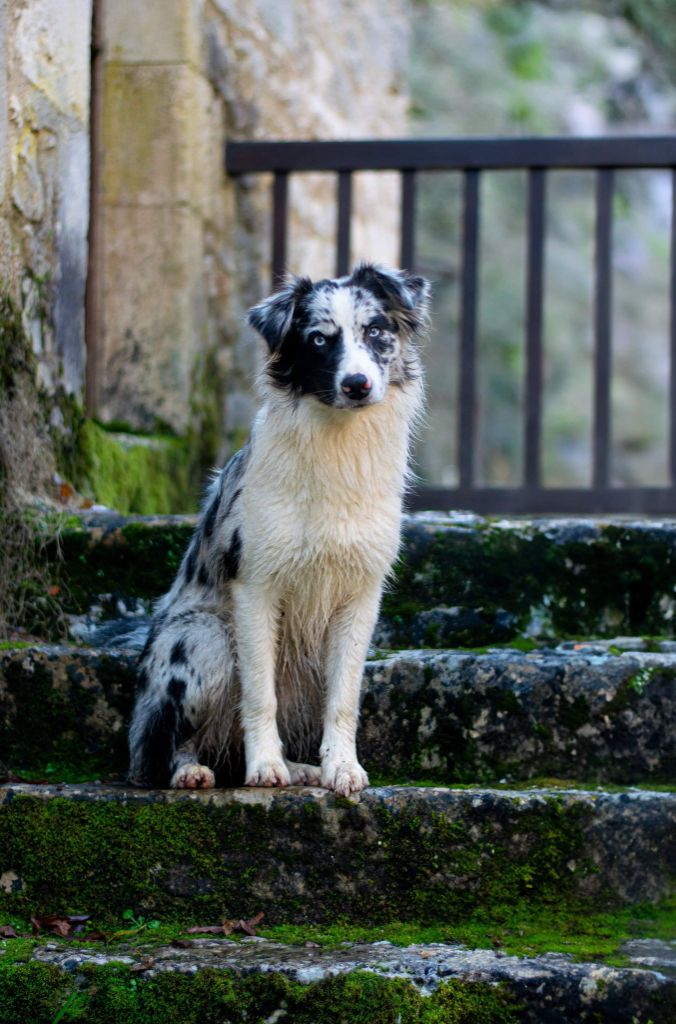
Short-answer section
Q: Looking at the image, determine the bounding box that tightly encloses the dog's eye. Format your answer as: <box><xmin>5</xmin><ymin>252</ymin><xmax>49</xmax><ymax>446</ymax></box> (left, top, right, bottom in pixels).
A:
<box><xmin>310</xmin><ymin>332</ymin><xmax>326</xmax><ymax>347</ymax></box>
<box><xmin>367</xmin><ymin>326</ymin><xmax>382</xmax><ymax>339</ymax></box>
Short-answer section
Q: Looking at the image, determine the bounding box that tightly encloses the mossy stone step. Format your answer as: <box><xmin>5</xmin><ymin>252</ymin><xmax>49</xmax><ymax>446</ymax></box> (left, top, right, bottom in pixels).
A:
<box><xmin>51</xmin><ymin>511</ymin><xmax>676</xmax><ymax>646</ymax></box>
<box><xmin>1</xmin><ymin>938</ymin><xmax>674</xmax><ymax>1024</ymax></box>
<box><xmin>2</xmin><ymin>643</ymin><xmax>676</xmax><ymax>784</ymax></box>
<box><xmin>1</xmin><ymin>783</ymin><xmax>674</xmax><ymax>925</ymax></box>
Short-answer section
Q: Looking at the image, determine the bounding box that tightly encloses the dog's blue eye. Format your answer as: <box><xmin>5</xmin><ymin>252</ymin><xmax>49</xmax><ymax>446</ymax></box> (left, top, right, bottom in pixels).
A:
<box><xmin>311</xmin><ymin>333</ymin><xmax>326</xmax><ymax>347</ymax></box>
<box><xmin>367</xmin><ymin>326</ymin><xmax>382</xmax><ymax>338</ymax></box>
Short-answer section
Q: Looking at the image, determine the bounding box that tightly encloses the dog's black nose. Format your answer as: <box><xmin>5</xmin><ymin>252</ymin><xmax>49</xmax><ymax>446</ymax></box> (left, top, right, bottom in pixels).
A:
<box><xmin>341</xmin><ymin>373</ymin><xmax>372</xmax><ymax>400</ymax></box>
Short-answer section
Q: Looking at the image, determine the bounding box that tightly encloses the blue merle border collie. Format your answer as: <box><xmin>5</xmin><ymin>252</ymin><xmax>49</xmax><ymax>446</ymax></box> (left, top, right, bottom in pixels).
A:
<box><xmin>128</xmin><ymin>263</ymin><xmax>430</xmax><ymax>796</ymax></box>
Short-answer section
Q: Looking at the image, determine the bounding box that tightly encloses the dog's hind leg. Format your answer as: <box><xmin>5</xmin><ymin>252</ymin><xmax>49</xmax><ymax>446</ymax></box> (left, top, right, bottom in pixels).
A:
<box><xmin>129</xmin><ymin>610</ymin><xmax>236</xmax><ymax>788</ymax></box>
<box><xmin>170</xmin><ymin>741</ymin><xmax>216</xmax><ymax>789</ymax></box>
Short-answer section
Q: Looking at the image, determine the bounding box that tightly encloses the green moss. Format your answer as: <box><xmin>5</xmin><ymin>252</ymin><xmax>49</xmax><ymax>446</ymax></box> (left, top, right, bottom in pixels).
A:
<box><xmin>0</xmin><ymin>790</ymin><xmax>608</xmax><ymax>926</ymax></box>
<box><xmin>0</xmin><ymin>961</ymin><xmax>525</xmax><ymax>1024</ymax></box>
<box><xmin>0</xmin><ymin>293</ymin><xmax>36</xmax><ymax>403</ymax></box>
<box><xmin>259</xmin><ymin>897</ymin><xmax>676</xmax><ymax>964</ymax></box>
<box><xmin>53</xmin><ymin>519</ymin><xmax>193</xmax><ymax>617</ymax></box>
<box><xmin>380</xmin><ymin>519</ymin><xmax>676</xmax><ymax>647</ymax></box>
<box><xmin>60</xmin><ymin>420</ymin><xmax>197</xmax><ymax>516</ymax></box>
<box><xmin>0</xmin><ymin>962</ymin><xmax>69</xmax><ymax>1024</ymax></box>
<box><xmin>0</xmin><ymin>652</ymin><xmax>136</xmax><ymax>778</ymax></box>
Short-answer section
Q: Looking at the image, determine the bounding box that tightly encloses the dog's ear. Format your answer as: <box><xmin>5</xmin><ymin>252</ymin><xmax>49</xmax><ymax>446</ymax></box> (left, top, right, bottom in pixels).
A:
<box><xmin>351</xmin><ymin>263</ymin><xmax>430</xmax><ymax>327</ymax></box>
<box><xmin>247</xmin><ymin>276</ymin><xmax>313</xmax><ymax>352</ymax></box>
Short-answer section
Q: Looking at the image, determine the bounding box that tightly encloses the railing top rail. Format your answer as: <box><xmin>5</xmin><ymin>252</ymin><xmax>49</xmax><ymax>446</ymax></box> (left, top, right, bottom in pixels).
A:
<box><xmin>226</xmin><ymin>135</ymin><xmax>676</xmax><ymax>174</ymax></box>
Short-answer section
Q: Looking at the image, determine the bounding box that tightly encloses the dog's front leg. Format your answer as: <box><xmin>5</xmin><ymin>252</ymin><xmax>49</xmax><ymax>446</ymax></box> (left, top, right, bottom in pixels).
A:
<box><xmin>232</xmin><ymin>581</ymin><xmax>290</xmax><ymax>787</ymax></box>
<box><xmin>320</xmin><ymin>581</ymin><xmax>381</xmax><ymax>797</ymax></box>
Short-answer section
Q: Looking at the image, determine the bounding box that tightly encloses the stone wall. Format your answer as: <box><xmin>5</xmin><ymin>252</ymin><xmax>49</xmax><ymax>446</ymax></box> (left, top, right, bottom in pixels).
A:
<box><xmin>0</xmin><ymin>0</ymin><xmax>91</xmax><ymax>402</ymax></box>
<box><xmin>96</xmin><ymin>0</ymin><xmax>410</xmax><ymax>451</ymax></box>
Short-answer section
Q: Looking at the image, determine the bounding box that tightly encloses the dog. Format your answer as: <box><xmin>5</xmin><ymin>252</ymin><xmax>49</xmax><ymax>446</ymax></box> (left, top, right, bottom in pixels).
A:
<box><xmin>128</xmin><ymin>263</ymin><xmax>430</xmax><ymax>795</ymax></box>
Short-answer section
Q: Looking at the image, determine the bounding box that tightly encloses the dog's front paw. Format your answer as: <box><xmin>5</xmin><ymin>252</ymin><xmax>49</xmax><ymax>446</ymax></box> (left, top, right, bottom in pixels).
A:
<box><xmin>321</xmin><ymin>761</ymin><xmax>369</xmax><ymax>797</ymax></box>
<box><xmin>171</xmin><ymin>763</ymin><xmax>215</xmax><ymax>790</ymax></box>
<box><xmin>285</xmin><ymin>761</ymin><xmax>322</xmax><ymax>786</ymax></box>
<box><xmin>245</xmin><ymin>758</ymin><xmax>291</xmax><ymax>788</ymax></box>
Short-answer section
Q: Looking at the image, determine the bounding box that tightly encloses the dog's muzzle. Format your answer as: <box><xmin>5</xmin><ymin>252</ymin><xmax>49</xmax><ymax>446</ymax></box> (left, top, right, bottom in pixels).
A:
<box><xmin>341</xmin><ymin>374</ymin><xmax>372</xmax><ymax>401</ymax></box>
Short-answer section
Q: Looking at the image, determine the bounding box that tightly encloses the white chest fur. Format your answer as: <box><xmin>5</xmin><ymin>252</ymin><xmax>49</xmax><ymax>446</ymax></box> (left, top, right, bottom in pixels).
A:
<box><xmin>239</xmin><ymin>385</ymin><xmax>420</xmax><ymax>593</ymax></box>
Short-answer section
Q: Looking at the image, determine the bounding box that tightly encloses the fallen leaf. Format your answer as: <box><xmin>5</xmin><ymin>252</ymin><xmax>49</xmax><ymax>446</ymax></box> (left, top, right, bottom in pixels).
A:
<box><xmin>239</xmin><ymin>911</ymin><xmax>264</xmax><ymax>936</ymax></box>
<box><xmin>171</xmin><ymin>939</ymin><xmax>193</xmax><ymax>949</ymax></box>
<box><xmin>0</xmin><ymin>925</ymin><xmax>18</xmax><ymax>938</ymax></box>
<box><xmin>418</xmin><ymin>950</ymin><xmax>434</xmax><ymax>959</ymax></box>
<box><xmin>187</xmin><ymin>912</ymin><xmax>264</xmax><ymax>938</ymax></box>
<box><xmin>130</xmin><ymin>956</ymin><xmax>155</xmax><ymax>974</ymax></box>
<box><xmin>31</xmin><ymin>914</ymin><xmax>91</xmax><ymax>938</ymax></box>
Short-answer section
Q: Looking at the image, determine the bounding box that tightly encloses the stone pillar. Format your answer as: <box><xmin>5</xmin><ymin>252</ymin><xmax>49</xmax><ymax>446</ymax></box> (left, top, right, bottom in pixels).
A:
<box><xmin>95</xmin><ymin>0</ymin><xmax>411</xmax><ymax>445</ymax></box>
<box><xmin>96</xmin><ymin>0</ymin><xmax>212</xmax><ymax>432</ymax></box>
<box><xmin>1</xmin><ymin>0</ymin><xmax>92</xmax><ymax>399</ymax></box>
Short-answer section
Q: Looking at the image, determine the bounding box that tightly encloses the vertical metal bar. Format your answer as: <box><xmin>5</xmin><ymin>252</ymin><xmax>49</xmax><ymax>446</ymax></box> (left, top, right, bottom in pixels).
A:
<box><xmin>670</xmin><ymin>168</ymin><xmax>676</xmax><ymax>484</ymax></box>
<box><xmin>400</xmin><ymin>170</ymin><xmax>416</xmax><ymax>270</ymax></box>
<box><xmin>458</xmin><ymin>169</ymin><xmax>480</xmax><ymax>489</ymax></box>
<box><xmin>335</xmin><ymin>171</ymin><xmax>352</xmax><ymax>276</ymax></box>
<box><xmin>524</xmin><ymin>168</ymin><xmax>547</xmax><ymax>487</ymax></box>
<box><xmin>593</xmin><ymin>168</ymin><xmax>614</xmax><ymax>489</ymax></box>
<box><xmin>272</xmin><ymin>171</ymin><xmax>288</xmax><ymax>288</ymax></box>
<box><xmin>84</xmin><ymin>0</ymin><xmax>103</xmax><ymax>415</ymax></box>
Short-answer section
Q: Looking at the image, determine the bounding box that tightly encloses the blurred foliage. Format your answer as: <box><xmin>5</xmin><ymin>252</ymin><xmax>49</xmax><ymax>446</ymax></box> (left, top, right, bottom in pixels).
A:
<box><xmin>410</xmin><ymin>0</ymin><xmax>675</xmax><ymax>488</ymax></box>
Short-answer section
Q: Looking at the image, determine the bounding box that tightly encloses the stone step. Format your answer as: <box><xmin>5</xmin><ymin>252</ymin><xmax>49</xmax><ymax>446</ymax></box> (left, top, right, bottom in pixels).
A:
<box><xmin>2</xmin><ymin>643</ymin><xmax>675</xmax><ymax>783</ymax></box>
<box><xmin>1</xmin><ymin>783</ymin><xmax>674</xmax><ymax>926</ymax></box>
<box><xmin>1</xmin><ymin>937</ymin><xmax>673</xmax><ymax>1024</ymax></box>
<box><xmin>48</xmin><ymin>510</ymin><xmax>676</xmax><ymax>646</ymax></box>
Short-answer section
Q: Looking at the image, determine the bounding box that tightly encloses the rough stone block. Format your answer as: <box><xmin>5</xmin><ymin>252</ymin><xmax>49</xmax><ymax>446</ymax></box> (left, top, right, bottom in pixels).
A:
<box><xmin>102</xmin><ymin>64</ymin><xmax>210</xmax><ymax>212</ymax></box>
<box><xmin>1</xmin><ymin>783</ymin><xmax>674</xmax><ymax>923</ymax></box>
<box><xmin>98</xmin><ymin>205</ymin><xmax>205</xmax><ymax>432</ymax></box>
<box><xmin>2</xmin><ymin>643</ymin><xmax>676</xmax><ymax>784</ymax></box>
<box><xmin>1</xmin><ymin>939</ymin><xmax>670</xmax><ymax>1024</ymax></box>
<box><xmin>49</xmin><ymin>511</ymin><xmax>676</xmax><ymax>645</ymax></box>
<box><xmin>104</xmin><ymin>0</ymin><xmax>201</xmax><ymax>65</ymax></box>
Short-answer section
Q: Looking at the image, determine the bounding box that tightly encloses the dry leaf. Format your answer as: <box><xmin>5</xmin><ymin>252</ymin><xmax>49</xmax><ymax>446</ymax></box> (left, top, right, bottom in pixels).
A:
<box><xmin>171</xmin><ymin>939</ymin><xmax>193</xmax><ymax>949</ymax></box>
<box><xmin>239</xmin><ymin>911</ymin><xmax>264</xmax><ymax>936</ymax></box>
<box><xmin>187</xmin><ymin>912</ymin><xmax>264</xmax><ymax>938</ymax></box>
<box><xmin>31</xmin><ymin>914</ymin><xmax>90</xmax><ymax>938</ymax></box>
<box><xmin>130</xmin><ymin>956</ymin><xmax>155</xmax><ymax>974</ymax></box>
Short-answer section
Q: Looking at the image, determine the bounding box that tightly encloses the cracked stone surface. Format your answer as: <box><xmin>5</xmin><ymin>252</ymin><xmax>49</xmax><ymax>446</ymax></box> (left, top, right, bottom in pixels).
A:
<box><xmin>2</xmin><ymin>642</ymin><xmax>676</xmax><ymax>782</ymax></box>
<box><xmin>52</xmin><ymin>511</ymin><xmax>676</xmax><ymax>646</ymax></box>
<box><xmin>28</xmin><ymin>938</ymin><xmax>676</xmax><ymax>1022</ymax></box>
<box><xmin>1</xmin><ymin>783</ymin><xmax>675</xmax><ymax>919</ymax></box>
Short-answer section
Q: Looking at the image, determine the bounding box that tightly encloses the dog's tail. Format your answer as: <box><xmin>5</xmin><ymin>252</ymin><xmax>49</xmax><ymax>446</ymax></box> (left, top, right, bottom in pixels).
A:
<box><xmin>90</xmin><ymin>617</ymin><xmax>152</xmax><ymax>650</ymax></box>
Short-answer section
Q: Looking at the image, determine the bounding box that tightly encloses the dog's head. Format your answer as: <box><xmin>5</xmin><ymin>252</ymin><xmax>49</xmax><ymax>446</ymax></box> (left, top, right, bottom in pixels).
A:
<box><xmin>248</xmin><ymin>263</ymin><xmax>430</xmax><ymax>409</ymax></box>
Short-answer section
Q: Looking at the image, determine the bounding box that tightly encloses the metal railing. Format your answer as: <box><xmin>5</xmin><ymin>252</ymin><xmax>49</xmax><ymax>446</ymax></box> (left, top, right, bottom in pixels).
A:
<box><xmin>226</xmin><ymin>136</ymin><xmax>676</xmax><ymax>514</ymax></box>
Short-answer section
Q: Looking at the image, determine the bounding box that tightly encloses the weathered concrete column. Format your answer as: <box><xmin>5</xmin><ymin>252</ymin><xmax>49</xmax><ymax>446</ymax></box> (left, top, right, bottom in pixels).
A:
<box><xmin>96</xmin><ymin>0</ymin><xmax>216</xmax><ymax>432</ymax></box>
<box><xmin>1</xmin><ymin>0</ymin><xmax>91</xmax><ymax>398</ymax></box>
<box><xmin>95</xmin><ymin>0</ymin><xmax>411</xmax><ymax>444</ymax></box>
